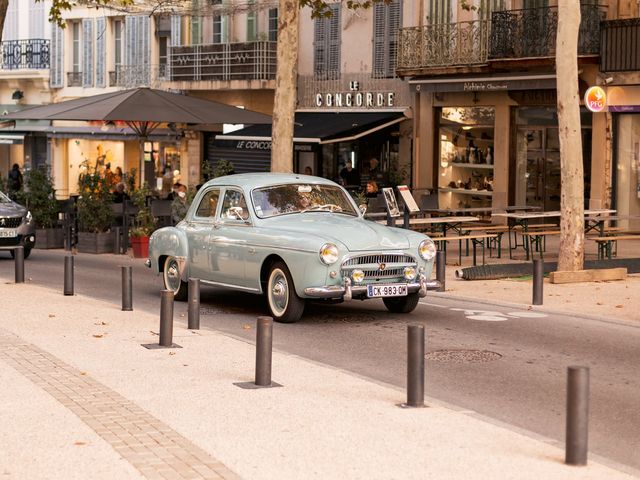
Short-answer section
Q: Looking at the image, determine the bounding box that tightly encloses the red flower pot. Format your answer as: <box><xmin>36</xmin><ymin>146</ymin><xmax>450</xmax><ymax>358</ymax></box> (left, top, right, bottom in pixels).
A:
<box><xmin>131</xmin><ymin>236</ymin><xmax>150</xmax><ymax>258</ymax></box>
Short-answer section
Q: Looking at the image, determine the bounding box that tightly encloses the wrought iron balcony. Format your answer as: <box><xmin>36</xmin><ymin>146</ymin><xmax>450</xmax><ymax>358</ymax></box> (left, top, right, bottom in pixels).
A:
<box><xmin>397</xmin><ymin>20</ymin><xmax>490</xmax><ymax>71</ymax></box>
<box><xmin>601</xmin><ymin>18</ymin><xmax>640</xmax><ymax>72</ymax></box>
<box><xmin>168</xmin><ymin>41</ymin><xmax>276</xmax><ymax>82</ymax></box>
<box><xmin>1</xmin><ymin>39</ymin><xmax>50</xmax><ymax>70</ymax></box>
<box><xmin>489</xmin><ymin>3</ymin><xmax>604</xmax><ymax>60</ymax></box>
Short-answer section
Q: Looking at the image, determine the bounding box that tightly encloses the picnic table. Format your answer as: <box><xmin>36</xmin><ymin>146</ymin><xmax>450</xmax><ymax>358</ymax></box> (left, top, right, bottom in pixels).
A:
<box><xmin>492</xmin><ymin>209</ymin><xmax>616</xmax><ymax>260</ymax></box>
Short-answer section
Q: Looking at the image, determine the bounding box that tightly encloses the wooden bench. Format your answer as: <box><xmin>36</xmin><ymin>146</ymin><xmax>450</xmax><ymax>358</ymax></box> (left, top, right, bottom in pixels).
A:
<box><xmin>507</xmin><ymin>223</ymin><xmax>559</xmax><ymax>259</ymax></box>
<box><xmin>593</xmin><ymin>235</ymin><xmax>640</xmax><ymax>260</ymax></box>
<box><xmin>433</xmin><ymin>233</ymin><xmax>498</xmax><ymax>266</ymax></box>
<box><xmin>459</xmin><ymin>225</ymin><xmax>509</xmax><ymax>258</ymax></box>
<box><xmin>522</xmin><ymin>230</ymin><xmax>560</xmax><ymax>260</ymax></box>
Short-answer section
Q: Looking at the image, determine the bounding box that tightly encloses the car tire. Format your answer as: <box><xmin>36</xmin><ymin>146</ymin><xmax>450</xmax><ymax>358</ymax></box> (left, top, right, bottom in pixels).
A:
<box><xmin>383</xmin><ymin>292</ymin><xmax>420</xmax><ymax>314</ymax></box>
<box><xmin>9</xmin><ymin>247</ymin><xmax>31</xmax><ymax>259</ymax></box>
<box><xmin>163</xmin><ymin>256</ymin><xmax>188</xmax><ymax>301</ymax></box>
<box><xmin>266</xmin><ymin>261</ymin><xmax>305</xmax><ymax>323</ymax></box>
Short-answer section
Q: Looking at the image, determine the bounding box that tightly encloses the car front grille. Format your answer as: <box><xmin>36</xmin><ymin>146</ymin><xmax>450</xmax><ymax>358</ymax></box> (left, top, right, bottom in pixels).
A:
<box><xmin>341</xmin><ymin>253</ymin><xmax>417</xmax><ymax>281</ymax></box>
<box><xmin>0</xmin><ymin>217</ymin><xmax>22</xmax><ymax>228</ymax></box>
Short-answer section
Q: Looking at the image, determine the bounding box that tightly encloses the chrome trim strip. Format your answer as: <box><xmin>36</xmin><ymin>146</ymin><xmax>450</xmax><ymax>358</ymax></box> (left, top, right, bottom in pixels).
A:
<box><xmin>199</xmin><ymin>279</ymin><xmax>261</xmax><ymax>292</ymax></box>
<box><xmin>304</xmin><ymin>281</ymin><xmax>424</xmax><ymax>299</ymax></box>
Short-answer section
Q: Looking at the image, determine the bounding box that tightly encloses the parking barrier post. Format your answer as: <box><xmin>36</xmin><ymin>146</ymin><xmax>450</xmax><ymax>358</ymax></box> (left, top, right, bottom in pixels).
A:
<box><xmin>566</xmin><ymin>366</ymin><xmax>590</xmax><ymax>466</ymax></box>
<box><xmin>234</xmin><ymin>316</ymin><xmax>282</xmax><ymax>389</ymax></box>
<box><xmin>402</xmin><ymin>324</ymin><xmax>425</xmax><ymax>408</ymax></box>
<box><xmin>188</xmin><ymin>278</ymin><xmax>200</xmax><ymax>330</ymax></box>
<box><xmin>64</xmin><ymin>255</ymin><xmax>74</xmax><ymax>296</ymax></box>
<box><xmin>121</xmin><ymin>266</ymin><xmax>133</xmax><ymax>311</ymax></box>
<box><xmin>13</xmin><ymin>246</ymin><xmax>24</xmax><ymax>283</ymax></box>
<box><xmin>159</xmin><ymin>290</ymin><xmax>174</xmax><ymax>347</ymax></box>
<box><xmin>113</xmin><ymin>226</ymin><xmax>122</xmax><ymax>255</ymax></box>
<box><xmin>533</xmin><ymin>258</ymin><xmax>543</xmax><ymax>305</ymax></box>
<box><xmin>436</xmin><ymin>250</ymin><xmax>446</xmax><ymax>292</ymax></box>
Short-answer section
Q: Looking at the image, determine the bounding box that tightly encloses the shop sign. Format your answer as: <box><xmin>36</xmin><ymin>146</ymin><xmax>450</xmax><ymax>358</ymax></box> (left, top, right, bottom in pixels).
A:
<box><xmin>232</xmin><ymin>141</ymin><xmax>312</xmax><ymax>151</ymax></box>
<box><xmin>584</xmin><ymin>86</ymin><xmax>607</xmax><ymax>113</ymax></box>
<box><xmin>463</xmin><ymin>82</ymin><xmax>508</xmax><ymax>92</ymax></box>
<box><xmin>315</xmin><ymin>92</ymin><xmax>395</xmax><ymax>108</ymax></box>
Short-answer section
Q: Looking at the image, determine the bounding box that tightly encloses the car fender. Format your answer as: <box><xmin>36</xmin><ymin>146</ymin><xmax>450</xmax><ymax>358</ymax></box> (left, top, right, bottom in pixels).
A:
<box><xmin>149</xmin><ymin>226</ymin><xmax>190</xmax><ymax>280</ymax></box>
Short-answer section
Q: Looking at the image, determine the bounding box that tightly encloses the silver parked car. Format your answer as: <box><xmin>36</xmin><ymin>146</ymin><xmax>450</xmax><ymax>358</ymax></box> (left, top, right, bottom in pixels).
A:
<box><xmin>147</xmin><ymin>173</ymin><xmax>438</xmax><ymax>323</ymax></box>
<box><xmin>0</xmin><ymin>191</ymin><xmax>36</xmax><ymax>258</ymax></box>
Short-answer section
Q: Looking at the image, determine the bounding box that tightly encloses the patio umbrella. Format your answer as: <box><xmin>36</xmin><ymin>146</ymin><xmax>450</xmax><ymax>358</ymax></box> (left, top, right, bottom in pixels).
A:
<box><xmin>3</xmin><ymin>87</ymin><xmax>272</xmax><ymax>182</ymax></box>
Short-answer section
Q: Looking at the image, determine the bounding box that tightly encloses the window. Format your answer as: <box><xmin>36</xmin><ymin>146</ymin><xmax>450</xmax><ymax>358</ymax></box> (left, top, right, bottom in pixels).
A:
<box><xmin>268</xmin><ymin>8</ymin><xmax>278</xmax><ymax>42</ymax></box>
<box><xmin>4</xmin><ymin>0</ymin><xmax>18</xmax><ymax>41</ymax></box>
<box><xmin>191</xmin><ymin>0</ymin><xmax>202</xmax><ymax>45</ymax></box>
<box><xmin>373</xmin><ymin>0</ymin><xmax>401</xmax><ymax>78</ymax></box>
<box><xmin>427</xmin><ymin>0</ymin><xmax>452</xmax><ymax>24</ymax></box>
<box><xmin>213</xmin><ymin>15</ymin><xmax>229</xmax><ymax>44</ymax></box>
<box><xmin>314</xmin><ymin>4</ymin><xmax>341</xmax><ymax>80</ymax></box>
<box><xmin>72</xmin><ymin>22</ymin><xmax>81</xmax><ymax>73</ymax></box>
<box><xmin>82</xmin><ymin>18</ymin><xmax>94</xmax><ymax>87</ymax></box>
<box><xmin>221</xmin><ymin>190</ymin><xmax>249</xmax><ymax>221</ymax></box>
<box><xmin>29</xmin><ymin>0</ymin><xmax>45</xmax><ymax>38</ymax></box>
<box><xmin>247</xmin><ymin>0</ymin><xmax>257</xmax><ymax>42</ymax></box>
<box><xmin>114</xmin><ymin>20</ymin><xmax>123</xmax><ymax>68</ymax></box>
<box><xmin>158</xmin><ymin>36</ymin><xmax>168</xmax><ymax>77</ymax></box>
<box><xmin>195</xmin><ymin>189</ymin><xmax>221</xmax><ymax>218</ymax></box>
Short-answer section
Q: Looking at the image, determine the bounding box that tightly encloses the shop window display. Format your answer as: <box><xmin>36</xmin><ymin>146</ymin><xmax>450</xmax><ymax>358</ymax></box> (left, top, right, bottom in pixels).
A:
<box><xmin>438</xmin><ymin>107</ymin><xmax>495</xmax><ymax>209</ymax></box>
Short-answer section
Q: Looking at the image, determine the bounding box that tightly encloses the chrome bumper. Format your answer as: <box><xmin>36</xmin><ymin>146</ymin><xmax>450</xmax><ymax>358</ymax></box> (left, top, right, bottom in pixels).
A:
<box><xmin>304</xmin><ymin>274</ymin><xmax>441</xmax><ymax>300</ymax></box>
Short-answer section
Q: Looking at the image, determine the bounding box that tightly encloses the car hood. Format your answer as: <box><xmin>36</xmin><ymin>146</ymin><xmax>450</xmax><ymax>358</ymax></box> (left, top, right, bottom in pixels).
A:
<box><xmin>0</xmin><ymin>201</ymin><xmax>26</xmax><ymax>216</ymax></box>
<box><xmin>263</xmin><ymin>214</ymin><xmax>411</xmax><ymax>251</ymax></box>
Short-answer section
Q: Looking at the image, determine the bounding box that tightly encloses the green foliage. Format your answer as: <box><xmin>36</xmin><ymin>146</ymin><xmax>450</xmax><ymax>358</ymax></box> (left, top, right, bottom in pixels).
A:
<box><xmin>387</xmin><ymin>161</ymin><xmax>408</xmax><ymax>187</ymax></box>
<box><xmin>19</xmin><ymin>166</ymin><xmax>60</xmax><ymax>228</ymax></box>
<box><xmin>129</xmin><ymin>182</ymin><xmax>156</xmax><ymax>237</ymax></box>
<box><xmin>77</xmin><ymin>161</ymin><xmax>113</xmax><ymax>233</ymax></box>
<box><xmin>213</xmin><ymin>159</ymin><xmax>236</xmax><ymax>178</ymax></box>
<box><xmin>352</xmin><ymin>189</ymin><xmax>368</xmax><ymax>207</ymax></box>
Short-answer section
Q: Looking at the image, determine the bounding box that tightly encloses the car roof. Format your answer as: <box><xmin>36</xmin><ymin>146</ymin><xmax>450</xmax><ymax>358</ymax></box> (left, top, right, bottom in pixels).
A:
<box><xmin>203</xmin><ymin>173</ymin><xmax>340</xmax><ymax>191</ymax></box>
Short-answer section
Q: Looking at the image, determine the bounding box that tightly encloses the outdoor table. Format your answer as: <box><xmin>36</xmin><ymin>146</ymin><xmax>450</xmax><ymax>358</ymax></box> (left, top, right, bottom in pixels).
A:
<box><xmin>492</xmin><ymin>209</ymin><xmax>616</xmax><ymax>260</ymax></box>
<box><xmin>584</xmin><ymin>214</ymin><xmax>640</xmax><ymax>236</ymax></box>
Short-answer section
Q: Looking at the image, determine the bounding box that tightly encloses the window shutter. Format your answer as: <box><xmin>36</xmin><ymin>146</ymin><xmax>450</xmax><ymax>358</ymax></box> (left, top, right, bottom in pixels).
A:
<box><xmin>387</xmin><ymin>0</ymin><xmax>401</xmax><ymax>77</ymax></box>
<box><xmin>5</xmin><ymin>0</ymin><xmax>18</xmax><ymax>41</ymax></box>
<box><xmin>268</xmin><ymin>9</ymin><xmax>278</xmax><ymax>42</ymax></box>
<box><xmin>50</xmin><ymin>24</ymin><xmax>64</xmax><ymax>88</ymax></box>
<box><xmin>170</xmin><ymin>15</ymin><xmax>182</xmax><ymax>46</ymax></box>
<box><xmin>82</xmin><ymin>18</ymin><xmax>94</xmax><ymax>87</ymax></box>
<box><xmin>313</xmin><ymin>15</ymin><xmax>327</xmax><ymax>77</ymax></box>
<box><xmin>96</xmin><ymin>17</ymin><xmax>106</xmax><ymax>87</ymax></box>
<box><xmin>328</xmin><ymin>5</ymin><xmax>341</xmax><ymax>78</ymax></box>
<box><xmin>125</xmin><ymin>15</ymin><xmax>151</xmax><ymax>85</ymax></box>
<box><xmin>314</xmin><ymin>4</ymin><xmax>340</xmax><ymax>79</ymax></box>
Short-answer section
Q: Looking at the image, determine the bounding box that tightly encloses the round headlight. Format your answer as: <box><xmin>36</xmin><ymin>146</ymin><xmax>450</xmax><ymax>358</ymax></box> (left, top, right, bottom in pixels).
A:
<box><xmin>319</xmin><ymin>243</ymin><xmax>339</xmax><ymax>265</ymax></box>
<box><xmin>352</xmin><ymin>269</ymin><xmax>365</xmax><ymax>283</ymax></box>
<box><xmin>403</xmin><ymin>266</ymin><xmax>417</xmax><ymax>281</ymax></box>
<box><xmin>418</xmin><ymin>239</ymin><xmax>436</xmax><ymax>261</ymax></box>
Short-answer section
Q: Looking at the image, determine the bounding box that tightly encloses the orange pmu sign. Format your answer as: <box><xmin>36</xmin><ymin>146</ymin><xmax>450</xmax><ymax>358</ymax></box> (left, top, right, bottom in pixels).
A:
<box><xmin>584</xmin><ymin>86</ymin><xmax>607</xmax><ymax>113</ymax></box>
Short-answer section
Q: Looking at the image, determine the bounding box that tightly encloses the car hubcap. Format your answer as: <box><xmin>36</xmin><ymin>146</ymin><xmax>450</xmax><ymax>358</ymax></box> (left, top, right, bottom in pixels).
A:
<box><xmin>165</xmin><ymin>259</ymin><xmax>180</xmax><ymax>292</ymax></box>
<box><xmin>269</xmin><ymin>270</ymin><xmax>288</xmax><ymax>316</ymax></box>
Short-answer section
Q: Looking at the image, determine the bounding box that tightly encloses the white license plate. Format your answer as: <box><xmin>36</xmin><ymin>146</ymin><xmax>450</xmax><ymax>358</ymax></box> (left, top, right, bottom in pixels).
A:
<box><xmin>367</xmin><ymin>284</ymin><xmax>408</xmax><ymax>298</ymax></box>
<box><xmin>0</xmin><ymin>230</ymin><xmax>16</xmax><ymax>238</ymax></box>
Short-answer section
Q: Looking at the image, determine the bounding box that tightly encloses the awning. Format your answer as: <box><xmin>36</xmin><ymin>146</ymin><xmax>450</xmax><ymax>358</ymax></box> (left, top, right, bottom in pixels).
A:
<box><xmin>0</xmin><ymin>124</ymin><xmax>179</xmax><ymax>142</ymax></box>
<box><xmin>409</xmin><ymin>72</ymin><xmax>557</xmax><ymax>93</ymax></box>
<box><xmin>216</xmin><ymin>112</ymin><xmax>406</xmax><ymax>144</ymax></box>
<box><xmin>0</xmin><ymin>133</ymin><xmax>24</xmax><ymax>144</ymax></box>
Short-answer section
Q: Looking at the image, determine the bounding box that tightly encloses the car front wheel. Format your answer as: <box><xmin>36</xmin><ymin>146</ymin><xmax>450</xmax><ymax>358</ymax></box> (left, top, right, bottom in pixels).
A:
<box><xmin>383</xmin><ymin>291</ymin><xmax>420</xmax><ymax>314</ymax></box>
<box><xmin>266</xmin><ymin>262</ymin><xmax>305</xmax><ymax>323</ymax></box>
<box><xmin>163</xmin><ymin>256</ymin><xmax>188</xmax><ymax>301</ymax></box>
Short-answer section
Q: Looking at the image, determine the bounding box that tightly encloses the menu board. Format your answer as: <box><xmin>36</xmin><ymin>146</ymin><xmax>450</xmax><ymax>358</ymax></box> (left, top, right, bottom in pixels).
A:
<box><xmin>396</xmin><ymin>185</ymin><xmax>420</xmax><ymax>213</ymax></box>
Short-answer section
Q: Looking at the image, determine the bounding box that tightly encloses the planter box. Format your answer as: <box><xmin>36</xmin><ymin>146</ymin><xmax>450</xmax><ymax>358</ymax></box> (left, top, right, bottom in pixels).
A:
<box><xmin>131</xmin><ymin>236</ymin><xmax>150</xmax><ymax>258</ymax></box>
<box><xmin>35</xmin><ymin>228</ymin><xmax>65</xmax><ymax>249</ymax></box>
<box><xmin>77</xmin><ymin>231</ymin><xmax>115</xmax><ymax>254</ymax></box>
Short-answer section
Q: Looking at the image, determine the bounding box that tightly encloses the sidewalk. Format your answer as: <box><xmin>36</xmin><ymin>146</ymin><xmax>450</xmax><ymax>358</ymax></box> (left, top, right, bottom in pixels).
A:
<box><xmin>1</xmin><ymin>280</ymin><xmax>638</xmax><ymax>479</ymax></box>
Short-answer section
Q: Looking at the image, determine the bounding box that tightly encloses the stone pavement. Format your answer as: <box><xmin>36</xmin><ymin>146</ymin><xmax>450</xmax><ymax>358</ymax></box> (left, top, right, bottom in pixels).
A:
<box><xmin>1</xmin><ymin>272</ymin><xmax>639</xmax><ymax>479</ymax></box>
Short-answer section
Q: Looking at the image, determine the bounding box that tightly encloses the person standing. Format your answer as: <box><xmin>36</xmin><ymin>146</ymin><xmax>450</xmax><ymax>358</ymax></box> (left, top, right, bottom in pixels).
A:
<box><xmin>7</xmin><ymin>163</ymin><xmax>23</xmax><ymax>199</ymax></box>
<box><xmin>339</xmin><ymin>163</ymin><xmax>361</xmax><ymax>187</ymax></box>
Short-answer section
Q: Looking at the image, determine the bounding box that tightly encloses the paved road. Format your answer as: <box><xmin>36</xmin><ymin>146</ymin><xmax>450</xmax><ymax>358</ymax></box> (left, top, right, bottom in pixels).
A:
<box><xmin>3</xmin><ymin>249</ymin><xmax>639</xmax><ymax>471</ymax></box>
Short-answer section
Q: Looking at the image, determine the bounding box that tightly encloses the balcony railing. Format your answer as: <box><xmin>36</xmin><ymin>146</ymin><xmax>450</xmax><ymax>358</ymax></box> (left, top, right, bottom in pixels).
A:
<box><xmin>601</xmin><ymin>18</ymin><xmax>640</xmax><ymax>72</ymax></box>
<box><xmin>490</xmin><ymin>3</ymin><xmax>604</xmax><ymax>60</ymax></box>
<box><xmin>1</xmin><ymin>39</ymin><xmax>50</xmax><ymax>70</ymax></box>
<box><xmin>66</xmin><ymin>72</ymin><xmax>82</xmax><ymax>87</ymax></box>
<box><xmin>398</xmin><ymin>20</ymin><xmax>490</xmax><ymax>70</ymax></box>
<box><xmin>168</xmin><ymin>41</ymin><xmax>276</xmax><ymax>82</ymax></box>
<box><xmin>109</xmin><ymin>65</ymin><xmax>169</xmax><ymax>88</ymax></box>
<box><xmin>397</xmin><ymin>4</ymin><xmax>604</xmax><ymax>72</ymax></box>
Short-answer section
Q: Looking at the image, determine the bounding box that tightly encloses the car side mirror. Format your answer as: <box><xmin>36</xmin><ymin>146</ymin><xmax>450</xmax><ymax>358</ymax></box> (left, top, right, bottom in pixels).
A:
<box><xmin>359</xmin><ymin>204</ymin><xmax>367</xmax><ymax>216</ymax></box>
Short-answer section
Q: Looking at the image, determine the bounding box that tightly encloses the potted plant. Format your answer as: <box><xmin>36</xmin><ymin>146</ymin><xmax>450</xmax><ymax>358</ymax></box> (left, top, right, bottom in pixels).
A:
<box><xmin>76</xmin><ymin>161</ymin><xmax>114</xmax><ymax>253</ymax></box>
<box><xmin>19</xmin><ymin>166</ymin><xmax>64</xmax><ymax>249</ymax></box>
<box><xmin>129</xmin><ymin>183</ymin><xmax>156</xmax><ymax>258</ymax></box>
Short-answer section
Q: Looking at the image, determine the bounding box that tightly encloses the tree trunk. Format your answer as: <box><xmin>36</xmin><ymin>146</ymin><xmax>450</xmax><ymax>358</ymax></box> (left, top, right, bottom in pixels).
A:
<box><xmin>556</xmin><ymin>0</ymin><xmax>584</xmax><ymax>272</ymax></box>
<box><xmin>0</xmin><ymin>0</ymin><xmax>9</xmax><ymax>41</ymax></box>
<box><xmin>271</xmin><ymin>0</ymin><xmax>299</xmax><ymax>173</ymax></box>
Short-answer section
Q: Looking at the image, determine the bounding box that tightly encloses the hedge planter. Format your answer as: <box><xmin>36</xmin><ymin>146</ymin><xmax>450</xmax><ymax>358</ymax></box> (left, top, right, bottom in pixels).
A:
<box><xmin>77</xmin><ymin>231</ymin><xmax>114</xmax><ymax>254</ymax></box>
<box><xmin>131</xmin><ymin>236</ymin><xmax>150</xmax><ymax>258</ymax></box>
<box><xmin>35</xmin><ymin>228</ymin><xmax>64</xmax><ymax>249</ymax></box>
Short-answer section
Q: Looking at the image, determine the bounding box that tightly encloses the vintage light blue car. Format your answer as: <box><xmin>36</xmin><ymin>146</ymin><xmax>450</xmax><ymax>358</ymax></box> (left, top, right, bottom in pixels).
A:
<box><xmin>147</xmin><ymin>173</ymin><xmax>438</xmax><ymax>323</ymax></box>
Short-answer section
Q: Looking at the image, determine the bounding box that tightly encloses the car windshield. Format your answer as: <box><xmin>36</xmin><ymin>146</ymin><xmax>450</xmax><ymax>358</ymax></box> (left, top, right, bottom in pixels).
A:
<box><xmin>252</xmin><ymin>184</ymin><xmax>358</xmax><ymax>218</ymax></box>
<box><xmin>0</xmin><ymin>191</ymin><xmax>12</xmax><ymax>203</ymax></box>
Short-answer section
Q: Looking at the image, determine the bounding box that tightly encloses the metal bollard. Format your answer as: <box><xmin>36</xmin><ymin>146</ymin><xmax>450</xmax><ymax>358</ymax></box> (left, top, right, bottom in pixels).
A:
<box><xmin>159</xmin><ymin>289</ymin><xmax>174</xmax><ymax>347</ymax></box>
<box><xmin>436</xmin><ymin>250</ymin><xmax>446</xmax><ymax>292</ymax></box>
<box><xmin>14</xmin><ymin>246</ymin><xmax>24</xmax><ymax>283</ymax></box>
<box><xmin>566</xmin><ymin>366</ymin><xmax>590</xmax><ymax>466</ymax></box>
<box><xmin>64</xmin><ymin>255</ymin><xmax>74</xmax><ymax>296</ymax></box>
<box><xmin>188</xmin><ymin>278</ymin><xmax>200</xmax><ymax>330</ymax></box>
<box><xmin>404</xmin><ymin>324</ymin><xmax>425</xmax><ymax>408</ymax></box>
<box><xmin>121</xmin><ymin>266</ymin><xmax>133</xmax><ymax>311</ymax></box>
<box><xmin>255</xmin><ymin>316</ymin><xmax>274</xmax><ymax>387</ymax></box>
<box><xmin>113</xmin><ymin>226</ymin><xmax>122</xmax><ymax>255</ymax></box>
<box><xmin>532</xmin><ymin>258</ymin><xmax>543</xmax><ymax>305</ymax></box>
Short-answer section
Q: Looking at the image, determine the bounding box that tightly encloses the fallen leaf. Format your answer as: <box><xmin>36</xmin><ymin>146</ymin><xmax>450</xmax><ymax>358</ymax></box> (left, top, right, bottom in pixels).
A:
<box><xmin>92</xmin><ymin>334</ymin><xmax>103</xmax><ymax>338</ymax></box>
<box><xmin>94</xmin><ymin>321</ymin><xmax>108</xmax><ymax>326</ymax></box>
<box><xmin>596</xmin><ymin>302</ymin><xmax>603</xmax><ymax>305</ymax></box>
<box><xmin>183</xmin><ymin>364</ymin><xmax>188</xmax><ymax>367</ymax></box>
<box><xmin>242</xmin><ymin>324</ymin><xmax>252</xmax><ymax>330</ymax></box>
<box><xmin>74</xmin><ymin>441</ymin><xmax>86</xmax><ymax>446</ymax></box>
<box><xmin>615</xmin><ymin>304</ymin><xmax>624</xmax><ymax>308</ymax></box>
<box><xmin>150</xmin><ymin>331</ymin><xmax>158</xmax><ymax>336</ymax></box>
<box><xmin>79</xmin><ymin>372</ymin><xmax>87</xmax><ymax>376</ymax></box>
<box><xmin>48</xmin><ymin>314</ymin><xmax>56</xmax><ymax>318</ymax></box>
<box><xmin>168</xmin><ymin>352</ymin><xmax>176</xmax><ymax>356</ymax></box>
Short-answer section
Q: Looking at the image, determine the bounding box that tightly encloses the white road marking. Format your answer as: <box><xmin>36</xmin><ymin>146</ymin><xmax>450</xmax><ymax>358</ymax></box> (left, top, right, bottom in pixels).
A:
<box><xmin>418</xmin><ymin>301</ymin><xmax>448</xmax><ymax>308</ymax></box>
